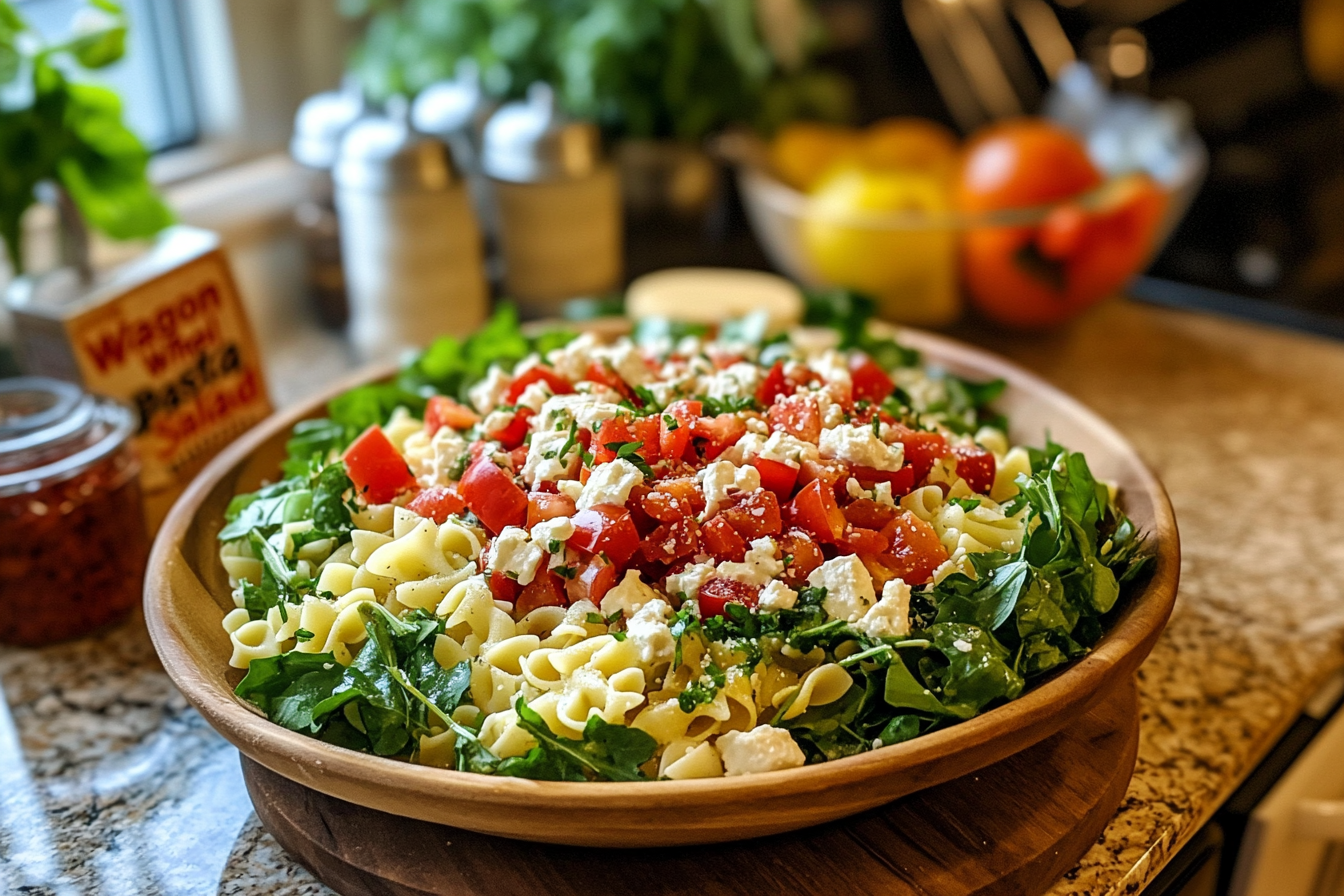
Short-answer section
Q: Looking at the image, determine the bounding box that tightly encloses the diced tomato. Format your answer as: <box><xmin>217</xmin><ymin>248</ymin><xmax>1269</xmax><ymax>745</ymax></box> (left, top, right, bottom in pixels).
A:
<box><xmin>640</xmin><ymin>516</ymin><xmax>700</xmax><ymax>564</ymax></box>
<box><xmin>952</xmin><ymin>444</ymin><xmax>996</xmax><ymax>494</ymax></box>
<box><xmin>486</xmin><ymin>407</ymin><xmax>533</xmax><ymax>450</ymax></box>
<box><xmin>344</xmin><ymin>425</ymin><xmax>417</xmax><ymax>505</ymax></box>
<box><xmin>768</xmin><ymin>394</ymin><xmax>822</xmax><ymax>443</ymax></box>
<box><xmin>639</xmin><ymin>488</ymin><xmax>694</xmax><ymax>523</ymax></box>
<box><xmin>720</xmin><ymin>490</ymin><xmax>783</xmax><ymax>540</ymax></box>
<box><xmin>460</xmin><ymin>455</ymin><xmax>528</xmax><ymax>534</ymax></box>
<box><xmin>504</xmin><ymin>366</ymin><xmax>572</xmax><ymax>405</ymax></box>
<box><xmin>757</xmin><ymin>361</ymin><xmax>788</xmax><ymax>407</ymax></box>
<box><xmin>752</xmin><ymin>457</ymin><xmax>799</xmax><ymax>498</ymax></box>
<box><xmin>592</xmin><ymin>417</ymin><xmax>633</xmax><ymax>465</ymax></box>
<box><xmin>891</xmin><ymin>425</ymin><xmax>950</xmax><ymax>482</ymax></box>
<box><xmin>777</xmin><ymin>528</ymin><xmax>825</xmax><ymax>586</ymax></box>
<box><xmin>850</xmin><ymin>464</ymin><xmax>915</xmax><ymax>497</ymax></box>
<box><xmin>842</xmin><ymin>498</ymin><xmax>898</xmax><ymax>530</ymax></box>
<box><xmin>585</xmin><ymin>361</ymin><xmax>638</xmax><ymax>403</ymax></box>
<box><xmin>692</xmin><ymin>414</ymin><xmax>748</xmax><ymax>461</ymax></box>
<box><xmin>488</xmin><ymin>569</ymin><xmax>521</xmax><ymax>604</ymax></box>
<box><xmin>879</xmin><ymin>511</ymin><xmax>949</xmax><ymax>585</ymax></box>
<box><xmin>786</xmin><ymin>479</ymin><xmax>847</xmax><ymax>544</ymax></box>
<box><xmin>624</xmin><ymin>483</ymin><xmax>659</xmax><ymax>536</ymax></box>
<box><xmin>659</xmin><ymin>400</ymin><xmax>701</xmax><ymax>460</ymax></box>
<box><xmin>570</xmin><ymin>504</ymin><xmax>640</xmax><ymax>567</ymax></box>
<box><xmin>849</xmin><ymin>354</ymin><xmax>895</xmax><ymax>405</ymax></box>
<box><xmin>508</xmin><ymin>445</ymin><xmax>530</xmax><ymax>470</ymax></box>
<box><xmin>527</xmin><ymin>492</ymin><xmax>576</xmax><ymax>527</ymax></box>
<box><xmin>425</xmin><ymin>395</ymin><xmax>479</xmax><ymax>436</ymax></box>
<box><xmin>652</xmin><ymin>477</ymin><xmax>706</xmax><ymax>515</ymax></box>
<box><xmin>568</xmin><ymin>554</ymin><xmax>618</xmax><ymax>605</ymax></box>
<box><xmin>701</xmin><ymin>515</ymin><xmax>748</xmax><ymax>562</ymax></box>
<box><xmin>631</xmin><ymin>417</ymin><xmax>662</xmax><ymax>462</ymax></box>
<box><xmin>838</xmin><ymin>525</ymin><xmax>889</xmax><ymax>556</ymax></box>
<box><xmin>406</xmin><ymin>485</ymin><xmax>466</xmax><ymax>523</ymax></box>
<box><xmin>797</xmin><ymin>458</ymin><xmax>849</xmax><ymax>491</ymax></box>
<box><xmin>698</xmin><ymin>577</ymin><xmax>760</xmax><ymax>618</ymax></box>
<box><xmin>515</xmin><ymin>569</ymin><xmax>568</xmax><ymax>616</ymax></box>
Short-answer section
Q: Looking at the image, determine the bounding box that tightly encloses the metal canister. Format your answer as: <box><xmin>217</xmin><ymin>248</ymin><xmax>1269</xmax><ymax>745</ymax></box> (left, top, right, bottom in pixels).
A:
<box><xmin>333</xmin><ymin>99</ymin><xmax>487</xmax><ymax>363</ymax></box>
<box><xmin>291</xmin><ymin>85</ymin><xmax>364</xmax><ymax>328</ymax></box>
<box><xmin>411</xmin><ymin>61</ymin><xmax>497</xmax><ymax>237</ymax></box>
<box><xmin>481</xmin><ymin>83</ymin><xmax>622</xmax><ymax>314</ymax></box>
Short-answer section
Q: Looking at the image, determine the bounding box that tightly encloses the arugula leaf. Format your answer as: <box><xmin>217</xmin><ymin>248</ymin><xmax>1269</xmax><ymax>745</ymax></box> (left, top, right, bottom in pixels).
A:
<box><xmin>924</xmin><ymin>623</ymin><xmax>1024</xmax><ymax>711</ymax></box>
<box><xmin>219</xmin><ymin>480</ymin><xmax>310</xmax><ymax>542</ymax></box>
<box><xmin>883</xmin><ymin>657</ymin><xmax>974</xmax><ymax>718</ymax></box>
<box><xmin>282</xmin><ymin>418</ymin><xmax>347</xmax><ymax>478</ymax></box>
<box><xmin>235</xmin><ymin>651</ymin><xmax>346</xmax><ymax>731</ymax></box>
<box><xmin>677</xmin><ymin>662</ymin><xmax>726</xmax><ymax>713</ymax></box>
<box><xmin>507</xmin><ymin>697</ymin><xmax>657</xmax><ymax>782</ymax></box>
<box><xmin>932</xmin><ymin>556</ymin><xmax>1030</xmax><ymax>632</ymax></box>
<box><xmin>603</xmin><ymin>439</ymin><xmax>654</xmax><ymax>478</ymax></box>
<box><xmin>696</xmin><ymin>394</ymin><xmax>762</xmax><ymax>416</ymax></box>
<box><xmin>310</xmin><ymin>462</ymin><xmax>355</xmax><ymax>540</ymax></box>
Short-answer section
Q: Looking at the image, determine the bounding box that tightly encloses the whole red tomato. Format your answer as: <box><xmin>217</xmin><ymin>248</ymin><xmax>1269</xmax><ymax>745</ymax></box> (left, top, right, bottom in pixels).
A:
<box><xmin>956</xmin><ymin>120</ymin><xmax>1166</xmax><ymax>328</ymax></box>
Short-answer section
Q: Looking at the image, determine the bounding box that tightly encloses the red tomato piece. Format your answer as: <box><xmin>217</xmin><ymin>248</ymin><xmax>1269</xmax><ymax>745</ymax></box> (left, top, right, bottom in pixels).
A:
<box><xmin>639</xmin><ymin>488</ymin><xmax>694</xmax><ymax>523</ymax></box>
<box><xmin>568</xmin><ymin>554</ymin><xmax>618</xmax><ymax>605</ymax></box>
<box><xmin>515</xmin><ymin>570</ymin><xmax>568</xmax><ymax>616</ymax></box>
<box><xmin>344</xmin><ymin>425</ymin><xmax>417</xmax><ymax>505</ymax></box>
<box><xmin>570</xmin><ymin>504</ymin><xmax>640</xmax><ymax>567</ymax></box>
<box><xmin>786</xmin><ymin>479</ymin><xmax>847</xmax><ymax>544</ymax></box>
<box><xmin>777</xmin><ymin>528</ymin><xmax>825</xmax><ymax>587</ymax></box>
<box><xmin>698</xmin><ymin>577</ymin><xmax>760</xmax><ymax>618</ymax></box>
<box><xmin>406</xmin><ymin>485</ymin><xmax>466</xmax><ymax>524</ymax></box>
<box><xmin>488</xmin><ymin>569</ymin><xmax>521</xmax><ymax>604</ymax></box>
<box><xmin>700</xmin><ymin>516</ymin><xmax>748</xmax><ymax>563</ymax></box>
<box><xmin>486</xmin><ymin>408</ymin><xmax>533</xmax><ymax>450</ymax></box>
<box><xmin>692</xmin><ymin>414</ymin><xmax>748</xmax><ymax>461</ymax></box>
<box><xmin>425</xmin><ymin>396</ymin><xmax>480</xmax><ymax>436</ymax></box>
<box><xmin>891</xmin><ymin>425</ymin><xmax>950</xmax><ymax>483</ymax></box>
<box><xmin>850</xmin><ymin>464</ymin><xmax>915</xmax><ymax>497</ymax></box>
<box><xmin>838</xmin><ymin>524</ymin><xmax>889</xmax><ymax>556</ymax></box>
<box><xmin>631</xmin><ymin>417</ymin><xmax>662</xmax><ymax>462</ymax></box>
<box><xmin>842</xmin><ymin>498</ymin><xmax>898</xmax><ymax>531</ymax></box>
<box><xmin>720</xmin><ymin>490</ymin><xmax>783</xmax><ymax>541</ymax></box>
<box><xmin>640</xmin><ymin>516</ymin><xmax>700</xmax><ymax>564</ymax></box>
<box><xmin>585</xmin><ymin>361</ymin><xmax>638</xmax><ymax>403</ymax></box>
<box><xmin>797</xmin><ymin>459</ymin><xmax>849</xmax><ymax>492</ymax></box>
<box><xmin>658</xmin><ymin>399</ymin><xmax>701</xmax><ymax>460</ymax></box>
<box><xmin>460</xmin><ymin>455</ymin><xmax>528</xmax><ymax>534</ymax></box>
<box><xmin>879</xmin><ymin>511</ymin><xmax>949</xmax><ymax>585</ymax></box>
<box><xmin>849</xmin><ymin>355</ymin><xmax>895</xmax><ymax>405</ymax></box>
<box><xmin>592</xmin><ymin>417</ymin><xmax>634</xmax><ymax>465</ymax></box>
<box><xmin>504</xmin><ymin>366</ymin><xmax>573</xmax><ymax>405</ymax></box>
<box><xmin>652</xmin><ymin>477</ymin><xmax>706</xmax><ymax>515</ymax></box>
<box><xmin>527</xmin><ymin>492</ymin><xmax>576</xmax><ymax>528</ymax></box>
<box><xmin>952</xmin><ymin>444</ymin><xmax>996</xmax><ymax>494</ymax></box>
<box><xmin>757</xmin><ymin>361</ymin><xmax>788</xmax><ymax>407</ymax></box>
<box><xmin>751</xmin><ymin>456</ymin><xmax>799</xmax><ymax>498</ymax></box>
<box><xmin>768</xmin><ymin>394</ymin><xmax>821</xmax><ymax>443</ymax></box>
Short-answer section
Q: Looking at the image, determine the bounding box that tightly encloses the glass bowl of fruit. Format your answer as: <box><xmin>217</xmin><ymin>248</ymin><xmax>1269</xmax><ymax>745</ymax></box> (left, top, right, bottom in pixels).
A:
<box><xmin>727</xmin><ymin>107</ymin><xmax>1205</xmax><ymax>329</ymax></box>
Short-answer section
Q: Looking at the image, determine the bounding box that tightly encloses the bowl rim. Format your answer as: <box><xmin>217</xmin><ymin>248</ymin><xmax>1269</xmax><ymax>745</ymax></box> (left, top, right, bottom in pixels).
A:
<box><xmin>144</xmin><ymin>325</ymin><xmax>1178</xmax><ymax>812</ymax></box>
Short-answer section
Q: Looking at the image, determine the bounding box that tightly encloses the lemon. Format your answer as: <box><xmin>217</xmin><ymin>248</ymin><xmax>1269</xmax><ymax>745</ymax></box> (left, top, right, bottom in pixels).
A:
<box><xmin>768</xmin><ymin>122</ymin><xmax>862</xmax><ymax>192</ymax></box>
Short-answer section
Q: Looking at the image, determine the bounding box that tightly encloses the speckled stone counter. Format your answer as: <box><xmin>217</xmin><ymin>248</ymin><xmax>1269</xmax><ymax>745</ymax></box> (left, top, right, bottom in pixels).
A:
<box><xmin>3</xmin><ymin>299</ymin><xmax>1343</xmax><ymax>896</ymax></box>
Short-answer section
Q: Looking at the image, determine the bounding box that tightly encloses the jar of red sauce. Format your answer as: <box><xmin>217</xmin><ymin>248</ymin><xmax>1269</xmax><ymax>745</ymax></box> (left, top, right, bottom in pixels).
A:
<box><xmin>0</xmin><ymin>378</ymin><xmax>149</xmax><ymax>645</ymax></box>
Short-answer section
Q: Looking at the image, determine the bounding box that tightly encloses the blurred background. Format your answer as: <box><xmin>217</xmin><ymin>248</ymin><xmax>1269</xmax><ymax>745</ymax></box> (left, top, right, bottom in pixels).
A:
<box><xmin>0</xmin><ymin>0</ymin><xmax>1342</xmax><ymax>394</ymax></box>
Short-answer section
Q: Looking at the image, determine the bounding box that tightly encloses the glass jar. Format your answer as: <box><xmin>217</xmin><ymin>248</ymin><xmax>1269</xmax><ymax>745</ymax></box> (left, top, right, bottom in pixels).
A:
<box><xmin>0</xmin><ymin>378</ymin><xmax>148</xmax><ymax>646</ymax></box>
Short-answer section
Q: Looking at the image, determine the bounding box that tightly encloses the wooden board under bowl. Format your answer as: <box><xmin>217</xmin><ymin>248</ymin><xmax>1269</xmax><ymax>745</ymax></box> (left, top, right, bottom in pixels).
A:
<box><xmin>143</xmin><ymin>327</ymin><xmax>1179</xmax><ymax>848</ymax></box>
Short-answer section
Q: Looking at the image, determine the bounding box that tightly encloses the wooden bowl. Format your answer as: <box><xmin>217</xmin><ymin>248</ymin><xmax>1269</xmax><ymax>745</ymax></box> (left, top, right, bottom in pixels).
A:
<box><xmin>144</xmin><ymin>328</ymin><xmax>1179</xmax><ymax>847</ymax></box>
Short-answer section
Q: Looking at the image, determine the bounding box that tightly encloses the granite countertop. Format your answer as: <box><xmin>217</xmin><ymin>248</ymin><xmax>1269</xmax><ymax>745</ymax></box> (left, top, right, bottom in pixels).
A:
<box><xmin>4</xmin><ymin>299</ymin><xmax>1344</xmax><ymax>896</ymax></box>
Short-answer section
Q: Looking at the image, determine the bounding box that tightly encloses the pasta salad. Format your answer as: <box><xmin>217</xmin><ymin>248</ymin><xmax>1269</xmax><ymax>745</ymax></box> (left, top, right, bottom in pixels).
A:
<box><xmin>218</xmin><ymin>303</ymin><xmax>1150</xmax><ymax>782</ymax></box>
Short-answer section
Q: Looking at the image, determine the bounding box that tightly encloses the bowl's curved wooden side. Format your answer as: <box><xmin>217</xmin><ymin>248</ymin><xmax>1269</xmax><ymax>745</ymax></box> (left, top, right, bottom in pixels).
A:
<box><xmin>143</xmin><ymin>333</ymin><xmax>1178</xmax><ymax>847</ymax></box>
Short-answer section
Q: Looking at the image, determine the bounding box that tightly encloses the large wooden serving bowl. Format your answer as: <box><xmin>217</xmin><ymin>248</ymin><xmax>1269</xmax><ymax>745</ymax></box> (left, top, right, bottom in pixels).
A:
<box><xmin>144</xmin><ymin>327</ymin><xmax>1179</xmax><ymax>847</ymax></box>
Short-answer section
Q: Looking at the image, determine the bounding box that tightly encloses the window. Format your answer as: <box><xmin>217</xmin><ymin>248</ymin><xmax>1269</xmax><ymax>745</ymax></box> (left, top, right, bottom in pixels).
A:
<box><xmin>15</xmin><ymin>0</ymin><xmax>199</xmax><ymax>151</ymax></box>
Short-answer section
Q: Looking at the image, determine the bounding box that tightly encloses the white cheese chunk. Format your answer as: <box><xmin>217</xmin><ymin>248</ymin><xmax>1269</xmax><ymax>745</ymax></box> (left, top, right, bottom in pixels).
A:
<box><xmin>716</xmin><ymin>537</ymin><xmax>783</xmax><ymax>588</ymax></box>
<box><xmin>592</xmin><ymin>341</ymin><xmax>655</xmax><ymax>386</ymax></box>
<box><xmin>522</xmin><ymin>426</ymin><xmax>579</xmax><ymax>486</ymax></box>
<box><xmin>704</xmin><ymin>362</ymin><xmax>763</xmax><ymax>401</ymax></box>
<box><xmin>600</xmin><ymin>569</ymin><xmax>661</xmax><ymax>618</ymax></box>
<box><xmin>758</xmin><ymin>579</ymin><xmax>799</xmax><ymax>611</ymax></box>
<box><xmin>819</xmin><ymin>423</ymin><xmax>904</xmax><ymax>472</ymax></box>
<box><xmin>578</xmin><ymin>458</ymin><xmax>645</xmax><ymax>511</ymax></box>
<box><xmin>854</xmin><ymin>579</ymin><xmax>912</xmax><ymax>638</ymax></box>
<box><xmin>759</xmin><ymin>430</ymin><xmax>820</xmax><ymax>464</ymax></box>
<box><xmin>626</xmin><ymin>598</ymin><xmax>675</xmax><ymax>665</ymax></box>
<box><xmin>808</xmin><ymin>555</ymin><xmax>877</xmax><ymax>623</ymax></box>
<box><xmin>545</xmin><ymin>332</ymin><xmax>602</xmax><ymax>382</ymax></box>
<box><xmin>715</xmin><ymin>726</ymin><xmax>806</xmax><ymax>776</ymax></box>
<box><xmin>468</xmin><ymin>366</ymin><xmax>511</xmax><ymax>415</ymax></box>
<box><xmin>530</xmin><ymin>516</ymin><xmax>575</xmax><ymax>552</ymax></box>
<box><xmin>486</xmin><ymin>526</ymin><xmax>543</xmax><ymax>586</ymax></box>
<box><xmin>698</xmin><ymin>460</ymin><xmax>762</xmax><ymax>519</ymax></box>
<box><xmin>665</xmin><ymin>561</ymin><xmax>717</xmax><ymax>600</ymax></box>
<box><xmin>536</xmin><ymin>392</ymin><xmax>623</xmax><ymax>433</ymax></box>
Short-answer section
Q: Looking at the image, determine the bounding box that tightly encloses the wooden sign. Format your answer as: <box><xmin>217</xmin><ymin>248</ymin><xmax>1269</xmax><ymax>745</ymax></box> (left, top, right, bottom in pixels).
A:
<box><xmin>7</xmin><ymin>226</ymin><xmax>272</xmax><ymax>529</ymax></box>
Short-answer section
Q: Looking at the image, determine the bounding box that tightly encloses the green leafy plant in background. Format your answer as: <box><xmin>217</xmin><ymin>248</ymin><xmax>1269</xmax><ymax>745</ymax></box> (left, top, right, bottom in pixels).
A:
<box><xmin>338</xmin><ymin>0</ymin><xmax>851</xmax><ymax>140</ymax></box>
<box><xmin>0</xmin><ymin>0</ymin><xmax>172</xmax><ymax>273</ymax></box>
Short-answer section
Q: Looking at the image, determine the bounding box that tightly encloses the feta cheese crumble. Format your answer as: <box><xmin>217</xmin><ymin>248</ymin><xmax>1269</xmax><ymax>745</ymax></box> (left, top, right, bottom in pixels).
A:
<box><xmin>808</xmin><ymin>555</ymin><xmax>878</xmax><ymax>623</ymax></box>
<box><xmin>716</xmin><ymin>726</ymin><xmax>806</xmax><ymax>776</ymax></box>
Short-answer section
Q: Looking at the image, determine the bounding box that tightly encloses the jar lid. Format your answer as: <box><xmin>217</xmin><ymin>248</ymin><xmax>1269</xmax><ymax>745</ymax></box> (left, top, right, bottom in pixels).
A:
<box><xmin>481</xmin><ymin>83</ymin><xmax>603</xmax><ymax>183</ymax></box>
<box><xmin>334</xmin><ymin>97</ymin><xmax>462</xmax><ymax>193</ymax></box>
<box><xmin>0</xmin><ymin>378</ymin><xmax>137</xmax><ymax>498</ymax></box>
<box><xmin>291</xmin><ymin>85</ymin><xmax>366</xmax><ymax>170</ymax></box>
<box><xmin>411</xmin><ymin>60</ymin><xmax>495</xmax><ymax>140</ymax></box>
